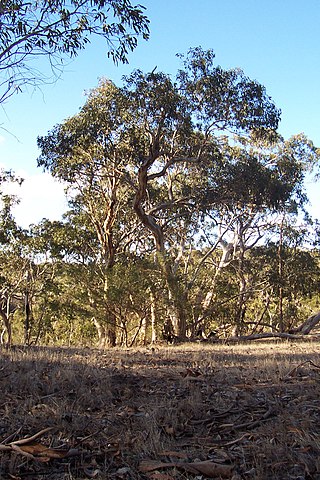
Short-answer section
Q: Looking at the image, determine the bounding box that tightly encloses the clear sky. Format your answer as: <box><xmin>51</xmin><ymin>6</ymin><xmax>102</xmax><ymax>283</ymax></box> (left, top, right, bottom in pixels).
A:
<box><xmin>1</xmin><ymin>0</ymin><xmax>319</xmax><ymax>227</ymax></box>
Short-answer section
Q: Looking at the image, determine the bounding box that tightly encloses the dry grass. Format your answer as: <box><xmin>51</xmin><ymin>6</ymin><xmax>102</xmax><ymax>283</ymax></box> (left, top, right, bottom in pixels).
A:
<box><xmin>1</xmin><ymin>340</ymin><xmax>320</xmax><ymax>479</ymax></box>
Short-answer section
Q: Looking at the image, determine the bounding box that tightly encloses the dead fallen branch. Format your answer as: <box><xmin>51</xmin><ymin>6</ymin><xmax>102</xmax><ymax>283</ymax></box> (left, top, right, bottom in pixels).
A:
<box><xmin>218</xmin><ymin>406</ymin><xmax>276</xmax><ymax>433</ymax></box>
<box><xmin>0</xmin><ymin>427</ymin><xmax>80</xmax><ymax>462</ymax></box>
<box><xmin>227</xmin><ymin>332</ymin><xmax>320</xmax><ymax>342</ymax></box>
<box><xmin>281</xmin><ymin>360</ymin><xmax>320</xmax><ymax>380</ymax></box>
<box><xmin>10</xmin><ymin>427</ymin><xmax>54</xmax><ymax>445</ymax></box>
<box><xmin>139</xmin><ymin>459</ymin><xmax>235</xmax><ymax>478</ymax></box>
<box><xmin>190</xmin><ymin>405</ymin><xmax>238</xmax><ymax>426</ymax></box>
<box><xmin>208</xmin><ymin>432</ymin><xmax>253</xmax><ymax>448</ymax></box>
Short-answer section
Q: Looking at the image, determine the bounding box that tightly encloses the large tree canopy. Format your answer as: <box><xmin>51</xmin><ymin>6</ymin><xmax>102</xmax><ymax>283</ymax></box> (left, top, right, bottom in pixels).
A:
<box><xmin>36</xmin><ymin>48</ymin><xmax>286</xmax><ymax>339</ymax></box>
<box><xmin>35</xmin><ymin>47</ymin><xmax>320</xmax><ymax>344</ymax></box>
<box><xmin>0</xmin><ymin>0</ymin><xmax>149</xmax><ymax>103</ymax></box>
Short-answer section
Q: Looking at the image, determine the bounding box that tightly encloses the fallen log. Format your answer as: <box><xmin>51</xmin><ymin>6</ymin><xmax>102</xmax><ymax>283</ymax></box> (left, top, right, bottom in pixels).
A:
<box><xmin>225</xmin><ymin>332</ymin><xmax>320</xmax><ymax>342</ymax></box>
<box><xmin>289</xmin><ymin>311</ymin><xmax>320</xmax><ymax>335</ymax></box>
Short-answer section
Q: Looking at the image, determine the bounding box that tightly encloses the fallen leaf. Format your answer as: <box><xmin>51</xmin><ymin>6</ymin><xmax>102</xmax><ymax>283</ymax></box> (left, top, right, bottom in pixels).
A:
<box><xmin>183</xmin><ymin>460</ymin><xmax>234</xmax><ymax>478</ymax></box>
<box><xmin>163</xmin><ymin>425</ymin><xmax>175</xmax><ymax>436</ymax></box>
<box><xmin>10</xmin><ymin>441</ymin><xmax>77</xmax><ymax>462</ymax></box>
<box><xmin>10</xmin><ymin>445</ymin><xmax>48</xmax><ymax>462</ymax></box>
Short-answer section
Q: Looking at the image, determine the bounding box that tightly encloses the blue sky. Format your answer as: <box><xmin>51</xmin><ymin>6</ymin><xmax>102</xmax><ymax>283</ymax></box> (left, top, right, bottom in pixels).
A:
<box><xmin>1</xmin><ymin>0</ymin><xmax>319</xmax><ymax>226</ymax></box>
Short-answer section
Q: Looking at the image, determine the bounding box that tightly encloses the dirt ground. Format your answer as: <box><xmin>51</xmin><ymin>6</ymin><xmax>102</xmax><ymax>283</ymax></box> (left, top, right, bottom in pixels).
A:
<box><xmin>1</xmin><ymin>340</ymin><xmax>320</xmax><ymax>479</ymax></box>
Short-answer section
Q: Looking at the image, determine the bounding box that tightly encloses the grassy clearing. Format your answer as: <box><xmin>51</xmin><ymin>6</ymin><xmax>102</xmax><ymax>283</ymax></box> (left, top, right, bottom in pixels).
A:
<box><xmin>1</xmin><ymin>340</ymin><xmax>320</xmax><ymax>479</ymax></box>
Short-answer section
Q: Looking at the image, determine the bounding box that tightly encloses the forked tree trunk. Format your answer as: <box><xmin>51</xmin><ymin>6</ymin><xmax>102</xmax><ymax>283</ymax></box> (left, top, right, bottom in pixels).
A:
<box><xmin>93</xmin><ymin>315</ymin><xmax>116</xmax><ymax>348</ymax></box>
<box><xmin>196</xmin><ymin>239</ymin><xmax>234</xmax><ymax>328</ymax></box>
<box><xmin>134</xmin><ymin>162</ymin><xmax>187</xmax><ymax>339</ymax></box>
<box><xmin>89</xmin><ymin>270</ymin><xmax>116</xmax><ymax>348</ymax></box>
<box><xmin>89</xmin><ymin>189</ymin><xmax>118</xmax><ymax>347</ymax></box>
<box><xmin>167</xmin><ymin>291</ymin><xmax>186</xmax><ymax>338</ymax></box>
<box><xmin>89</xmin><ymin>276</ymin><xmax>117</xmax><ymax>348</ymax></box>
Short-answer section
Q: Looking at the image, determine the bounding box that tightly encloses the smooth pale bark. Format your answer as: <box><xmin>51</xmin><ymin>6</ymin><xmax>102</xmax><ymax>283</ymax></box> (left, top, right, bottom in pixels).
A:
<box><xmin>89</xmin><ymin>276</ymin><xmax>117</xmax><ymax>348</ymax></box>
<box><xmin>157</xmin><ymin>252</ymin><xmax>187</xmax><ymax>338</ymax></box>
<box><xmin>102</xmin><ymin>275</ymin><xmax>117</xmax><ymax>347</ymax></box>
<box><xmin>93</xmin><ymin>315</ymin><xmax>116</xmax><ymax>348</ymax></box>
<box><xmin>141</xmin><ymin>315</ymin><xmax>147</xmax><ymax>345</ymax></box>
<box><xmin>0</xmin><ymin>294</ymin><xmax>16</xmax><ymax>346</ymax></box>
<box><xmin>93</xmin><ymin>318</ymin><xmax>106</xmax><ymax>348</ymax></box>
<box><xmin>133</xmin><ymin>159</ymin><xmax>187</xmax><ymax>338</ymax></box>
<box><xmin>196</xmin><ymin>239</ymin><xmax>234</xmax><ymax>327</ymax></box>
<box><xmin>290</xmin><ymin>312</ymin><xmax>320</xmax><ymax>335</ymax></box>
<box><xmin>233</xmin><ymin>247</ymin><xmax>247</xmax><ymax>336</ymax></box>
<box><xmin>84</xmin><ymin>171</ymin><xmax>120</xmax><ymax>347</ymax></box>
<box><xmin>0</xmin><ymin>310</ymin><xmax>12</xmax><ymax>346</ymax></box>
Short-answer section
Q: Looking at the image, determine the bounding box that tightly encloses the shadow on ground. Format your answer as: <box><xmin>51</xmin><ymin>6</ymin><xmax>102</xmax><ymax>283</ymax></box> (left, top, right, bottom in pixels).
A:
<box><xmin>1</xmin><ymin>340</ymin><xmax>320</xmax><ymax>479</ymax></box>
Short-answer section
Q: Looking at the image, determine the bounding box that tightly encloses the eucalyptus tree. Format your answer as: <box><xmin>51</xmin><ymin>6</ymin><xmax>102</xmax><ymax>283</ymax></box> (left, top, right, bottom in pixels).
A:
<box><xmin>24</xmin><ymin>217</ymin><xmax>98</xmax><ymax>344</ymax></box>
<box><xmin>38</xmin><ymin>80</ymin><xmax>141</xmax><ymax>345</ymax></box>
<box><xmin>0</xmin><ymin>169</ymin><xmax>25</xmax><ymax>344</ymax></box>
<box><xmin>121</xmin><ymin>48</ymin><xmax>280</xmax><ymax>337</ymax></box>
<box><xmin>0</xmin><ymin>0</ymin><xmax>149</xmax><ymax>104</ymax></box>
<box><xmin>30</xmin><ymin>214</ymin><xmax>161</xmax><ymax>346</ymax></box>
<box><xmin>194</xmin><ymin>132</ymin><xmax>320</xmax><ymax>335</ymax></box>
<box><xmin>243</xmin><ymin>227</ymin><xmax>320</xmax><ymax>336</ymax></box>
<box><xmin>38</xmin><ymin>47</ymin><xmax>281</xmax><ymax>340</ymax></box>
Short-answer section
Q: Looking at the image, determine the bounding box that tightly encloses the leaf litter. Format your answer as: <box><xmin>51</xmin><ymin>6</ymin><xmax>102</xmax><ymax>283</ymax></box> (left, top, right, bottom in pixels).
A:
<box><xmin>1</xmin><ymin>341</ymin><xmax>320</xmax><ymax>478</ymax></box>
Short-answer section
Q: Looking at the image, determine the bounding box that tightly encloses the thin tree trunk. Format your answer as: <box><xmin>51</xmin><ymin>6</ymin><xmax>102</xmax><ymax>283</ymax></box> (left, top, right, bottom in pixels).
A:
<box><xmin>103</xmin><ymin>313</ymin><xmax>117</xmax><ymax>347</ymax></box>
<box><xmin>141</xmin><ymin>315</ymin><xmax>148</xmax><ymax>345</ymax></box>
<box><xmin>93</xmin><ymin>316</ymin><xmax>117</xmax><ymax>348</ymax></box>
<box><xmin>164</xmin><ymin>278</ymin><xmax>186</xmax><ymax>338</ymax></box>
<box><xmin>277</xmin><ymin>216</ymin><xmax>285</xmax><ymax>332</ymax></box>
<box><xmin>103</xmin><ymin>275</ymin><xmax>117</xmax><ymax>347</ymax></box>
<box><xmin>234</xmin><ymin>273</ymin><xmax>247</xmax><ymax>336</ymax></box>
<box><xmin>150</xmin><ymin>290</ymin><xmax>157</xmax><ymax>343</ymax></box>
<box><xmin>0</xmin><ymin>310</ymin><xmax>12</xmax><ymax>346</ymax></box>
<box><xmin>24</xmin><ymin>289</ymin><xmax>31</xmax><ymax>346</ymax></box>
<box><xmin>196</xmin><ymin>239</ymin><xmax>234</xmax><ymax>327</ymax></box>
<box><xmin>93</xmin><ymin>318</ymin><xmax>107</xmax><ymax>348</ymax></box>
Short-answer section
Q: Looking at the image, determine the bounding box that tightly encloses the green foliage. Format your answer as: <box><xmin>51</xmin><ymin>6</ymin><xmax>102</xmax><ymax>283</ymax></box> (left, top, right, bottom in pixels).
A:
<box><xmin>177</xmin><ymin>47</ymin><xmax>281</xmax><ymax>133</ymax></box>
<box><xmin>0</xmin><ymin>0</ymin><xmax>149</xmax><ymax>102</ymax></box>
<box><xmin>2</xmin><ymin>49</ymin><xmax>320</xmax><ymax>345</ymax></box>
